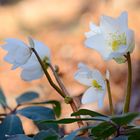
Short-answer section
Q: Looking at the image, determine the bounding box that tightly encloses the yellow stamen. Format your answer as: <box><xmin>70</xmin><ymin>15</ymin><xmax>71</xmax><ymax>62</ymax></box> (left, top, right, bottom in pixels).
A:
<box><xmin>92</xmin><ymin>80</ymin><xmax>102</xmax><ymax>90</ymax></box>
<box><xmin>110</xmin><ymin>32</ymin><xmax>127</xmax><ymax>51</ymax></box>
<box><xmin>112</xmin><ymin>40</ymin><xmax>119</xmax><ymax>51</ymax></box>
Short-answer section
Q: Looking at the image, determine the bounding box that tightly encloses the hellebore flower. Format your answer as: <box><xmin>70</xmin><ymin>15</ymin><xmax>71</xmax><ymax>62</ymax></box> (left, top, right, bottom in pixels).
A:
<box><xmin>74</xmin><ymin>63</ymin><xmax>106</xmax><ymax>108</ymax></box>
<box><xmin>1</xmin><ymin>38</ymin><xmax>50</xmax><ymax>81</ymax></box>
<box><xmin>1</xmin><ymin>38</ymin><xmax>31</xmax><ymax>69</ymax></box>
<box><xmin>85</xmin><ymin>12</ymin><xmax>135</xmax><ymax>63</ymax></box>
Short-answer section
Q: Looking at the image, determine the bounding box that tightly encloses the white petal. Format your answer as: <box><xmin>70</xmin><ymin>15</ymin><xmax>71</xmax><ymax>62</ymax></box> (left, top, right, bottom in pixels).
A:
<box><xmin>85</xmin><ymin>34</ymin><xmax>110</xmax><ymax>59</ymax></box>
<box><xmin>74</xmin><ymin>70</ymin><xmax>93</xmax><ymax>86</ymax></box>
<box><xmin>126</xmin><ymin>29</ymin><xmax>135</xmax><ymax>53</ymax></box>
<box><xmin>3</xmin><ymin>38</ymin><xmax>27</xmax><ymax>51</ymax></box>
<box><xmin>5</xmin><ymin>38</ymin><xmax>25</xmax><ymax>45</ymax></box>
<box><xmin>85</xmin><ymin>31</ymin><xmax>97</xmax><ymax>38</ymax></box>
<box><xmin>21</xmin><ymin>67</ymin><xmax>44</xmax><ymax>81</ymax></box>
<box><xmin>100</xmin><ymin>11</ymin><xmax>128</xmax><ymax>33</ymax></box>
<box><xmin>85</xmin><ymin>22</ymin><xmax>100</xmax><ymax>38</ymax></box>
<box><xmin>89</xmin><ymin>22</ymin><xmax>99</xmax><ymax>31</ymax></box>
<box><xmin>21</xmin><ymin>58</ymin><xmax>40</xmax><ymax>70</ymax></box>
<box><xmin>1</xmin><ymin>38</ymin><xmax>31</xmax><ymax>69</ymax></box>
<box><xmin>75</xmin><ymin>63</ymin><xmax>94</xmax><ymax>86</ymax></box>
<box><xmin>81</xmin><ymin>87</ymin><xmax>98</xmax><ymax>104</ymax></box>
<box><xmin>21</xmin><ymin>49</ymin><xmax>44</xmax><ymax>81</ymax></box>
<box><xmin>33</xmin><ymin>39</ymin><xmax>50</xmax><ymax>60</ymax></box>
<box><xmin>91</xmin><ymin>69</ymin><xmax>103</xmax><ymax>81</ymax></box>
<box><xmin>14</xmin><ymin>46</ymin><xmax>31</xmax><ymax>65</ymax></box>
<box><xmin>12</xmin><ymin>64</ymin><xmax>20</xmax><ymax>70</ymax></box>
<box><xmin>117</xmin><ymin>45</ymin><xmax>128</xmax><ymax>53</ymax></box>
<box><xmin>100</xmin><ymin>15</ymin><xmax>118</xmax><ymax>33</ymax></box>
<box><xmin>1</xmin><ymin>43</ymin><xmax>18</xmax><ymax>52</ymax></box>
<box><xmin>118</xmin><ymin>11</ymin><xmax>128</xmax><ymax>30</ymax></box>
<box><xmin>98</xmin><ymin>93</ymin><xmax>105</xmax><ymax>108</ymax></box>
<box><xmin>78</xmin><ymin>63</ymin><xmax>90</xmax><ymax>70</ymax></box>
<box><xmin>4</xmin><ymin>52</ymin><xmax>16</xmax><ymax>64</ymax></box>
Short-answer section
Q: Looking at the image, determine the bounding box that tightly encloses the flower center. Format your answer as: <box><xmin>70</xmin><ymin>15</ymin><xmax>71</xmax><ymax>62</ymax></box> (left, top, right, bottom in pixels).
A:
<box><xmin>92</xmin><ymin>80</ymin><xmax>102</xmax><ymax>90</ymax></box>
<box><xmin>109</xmin><ymin>32</ymin><xmax>127</xmax><ymax>51</ymax></box>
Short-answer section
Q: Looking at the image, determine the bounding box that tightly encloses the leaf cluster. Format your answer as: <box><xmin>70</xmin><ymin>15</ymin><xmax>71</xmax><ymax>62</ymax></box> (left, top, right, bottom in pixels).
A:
<box><xmin>0</xmin><ymin>89</ymin><xmax>61</xmax><ymax>140</ymax></box>
<box><xmin>0</xmin><ymin>89</ymin><xmax>140</xmax><ymax>140</ymax></box>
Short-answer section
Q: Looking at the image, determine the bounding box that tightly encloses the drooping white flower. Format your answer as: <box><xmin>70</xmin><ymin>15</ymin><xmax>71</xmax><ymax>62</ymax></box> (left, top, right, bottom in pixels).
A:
<box><xmin>1</xmin><ymin>38</ymin><xmax>50</xmax><ymax>81</ymax></box>
<box><xmin>21</xmin><ymin>39</ymin><xmax>50</xmax><ymax>81</ymax></box>
<box><xmin>1</xmin><ymin>38</ymin><xmax>31</xmax><ymax>69</ymax></box>
<box><xmin>74</xmin><ymin>63</ymin><xmax>106</xmax><ymax>108</ymax></box>
<box><xmin>85</xmin><ymin>12</ymin><xmax>135</xmax><ymax>63</ymax></box>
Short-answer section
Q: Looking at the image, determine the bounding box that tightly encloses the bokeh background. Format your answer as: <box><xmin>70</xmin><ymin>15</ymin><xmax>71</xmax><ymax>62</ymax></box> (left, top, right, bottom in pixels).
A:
<box><xmin>0</xmin><ymin>0</ymin><xmax>140</xmax><ymax>134</ymax></box>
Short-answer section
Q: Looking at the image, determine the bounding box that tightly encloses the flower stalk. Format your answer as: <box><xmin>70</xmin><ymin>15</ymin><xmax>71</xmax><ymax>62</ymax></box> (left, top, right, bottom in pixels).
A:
<box><xmin>32</xmin><ymin>48</ymin><xmax>84</xmax><ymax>127</ymax></box>
<box><xmin>105</xmin><ymin>79</ymin><xmax>114</xmax><ymax>115</ymax></box>
<box><xmin>123</xmin><ymin>52</ymin><xmax>132</xmax><ymax>113</ymax></box>
<box><xmin>31</xmin><ymin>48</ymin><xmax>65</xmax><ymax>98</ymax></box>
<box><xmin>48</xmin><ymin>63</ymin><xmax>84</xmax><ymax>127</ymax></box>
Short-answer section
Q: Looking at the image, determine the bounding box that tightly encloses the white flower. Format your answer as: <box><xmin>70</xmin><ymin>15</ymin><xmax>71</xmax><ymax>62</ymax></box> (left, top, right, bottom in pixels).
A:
<box><xmin>1</xmin><ymin>38</ymin><xmax>31</xmax><ymax>69</ymax></box>
<box><xmin>1</xmin><ymin>38</ymin><xmax>50</xmax><ymax>81</ymax></box>
<box><xmin>85</xmin><ymin>12</ymin><xmax>135</xmax><ymax>63</ymax></box>
<box><xmin>21</xmin><ymin>39</ymin><xmax>50</xmax><ymax>81</ymax></box>
<box><xmin>74</xmin><ymin>63</ymin><xmax>106</xmax><ymax>108</ymax></box>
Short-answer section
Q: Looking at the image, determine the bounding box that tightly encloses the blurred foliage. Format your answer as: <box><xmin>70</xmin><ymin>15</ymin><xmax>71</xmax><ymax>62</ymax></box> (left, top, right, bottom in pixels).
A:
<box><xmin>0</xmin><ymin>89</ymin><xmax>61</xmax><ymax>140</ymax></box>
<box><xmin>0</xmin><ymin>0</ymin><xmax>22</xmax><ymax>5</ymax></box>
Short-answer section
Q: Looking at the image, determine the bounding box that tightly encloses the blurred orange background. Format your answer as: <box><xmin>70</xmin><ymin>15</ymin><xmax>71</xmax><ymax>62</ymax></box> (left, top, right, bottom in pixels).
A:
<box><xmin>0</xmin><ymin>0</ymin><xmax>140</xmax><ymax>133</ymax></box>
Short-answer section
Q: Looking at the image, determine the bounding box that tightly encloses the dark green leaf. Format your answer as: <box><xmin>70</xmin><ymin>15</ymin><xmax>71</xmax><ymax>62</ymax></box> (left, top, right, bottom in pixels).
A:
<box><xmin>16</xmin><ymin>106</ymin><xmax>58</xmax><ymax>132</ymax></box>
<box><xmin>38</xmin><ymin>116</ymin><xmax>110</xmax><ymax>125</ymax></box>
<box><xmin>0</xmin><ymin>115</ymin><xmax>24</xmax><ymax>140</ymax></box>
<box><xmin>74</xmin><ymin>137</ymin><xmax>92</xmax><ymax>140</ymax></box>
<box><xmin>71</xmin><ymin>109</ymin><xmax>107</xmax><ymax>117</ymax></box>
<box><xmin>63</xmin><ymin>126</ymin><xmax>93</xmax><ymax>140</ymax></box>
<box><xmin>113</xmin><ymin>136</ymin><xmax>128</xmax><ymax>140</ymax></box>
<box><xmin>16</xmin><ymin>91</ymin><xmax>39</xmax><ymax>105</ymax></box>
<box><xmin>111</xmin><ymin>112</ymin><xmax>139</xmax><ymax>125</ymax></box>
<box><xmin>34</xmin><ymin>129</ymin><xmax>60</xmax><ymax>140</ymax></box>
<box><xmin>29</xmin><ymin>100</ymin><xmax>61</xmax><ymax>118</ymax></box>
<box><xmin>0</xmin><ymin>88</ymin><xmax>7</xmax><ymax>107</ymax></box>
<box><xmin>7</xmin><ymin>134</ymin><xmax>33</xmax><ymax>140</ymax></box>
<box><xmin>17</xmin><ymin>106</ymin><xmax>55</xmax><ymax>121</ymax></box>
<box><xmin>91</xmin><ymin>122</ymin><xmax>116</xmax><ymax>139</ymax></box>
<box><xmin>126</xmin><ymin>128</ymin><xmax>140</xmax><ymax>140</ymax></box>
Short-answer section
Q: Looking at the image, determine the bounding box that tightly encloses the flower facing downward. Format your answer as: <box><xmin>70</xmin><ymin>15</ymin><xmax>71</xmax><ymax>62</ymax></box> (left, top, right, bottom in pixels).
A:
<box><xmin>85</xmin><ymin>12</ymin><xmax>135</xmax><ymax>63</ymax></box>
<box><xmin>74</xmin><ymin>63</ymin><xmax>106</xmax><ymax>108</ymax></box>
<box><xmin>1</xmin><ymin>38</ymin><xmax>50</xmax><ymax>81</ymax></box>
<box><xmin>1</xmin><ymin>38</ymin><xmax>32</xmax><ymax>69</ymax></box>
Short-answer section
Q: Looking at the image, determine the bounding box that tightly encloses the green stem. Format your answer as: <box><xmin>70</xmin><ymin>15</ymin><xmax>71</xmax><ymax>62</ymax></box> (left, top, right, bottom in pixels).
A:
<box><xmin>106</xmin><ymin>79</ymin><xmax>114</xmax><ymax>115</ymax></box>
<box><xmin>31</xmin><ymin>48</ymin><xmax>65</xmax><ymax>98</ymax></box>
<box><xmin>123</xmin><ymin>52</ymin><xmax>132</xmax><ymax>113</ymax></box>
<box><xmin>49</xmin><ymin>64</ymin><xmax>69</xmax><ymax>96</ymax></box>
<box><xmin>49</xmin><ymin>63</ymin><xmax>84</xmax><ymax>127</ymax></box>
<box><xmin>32</xmin><ymin>48</ymin><xmax>84</xmax><ymax>128</ymax></box>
